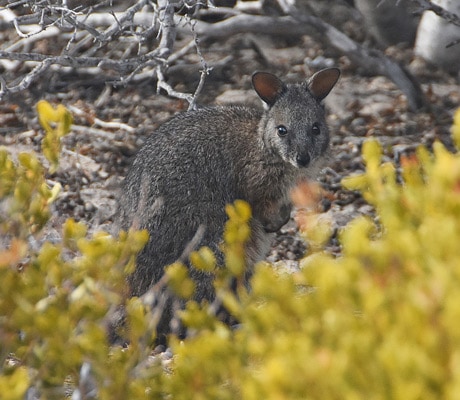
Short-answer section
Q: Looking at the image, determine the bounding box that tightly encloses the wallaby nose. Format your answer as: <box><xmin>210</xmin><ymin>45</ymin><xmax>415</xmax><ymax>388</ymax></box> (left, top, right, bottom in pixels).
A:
<box><xmin>296</xmin><ymin>153</ymin><xmax>310</xmax><ymax>167</ymax></box>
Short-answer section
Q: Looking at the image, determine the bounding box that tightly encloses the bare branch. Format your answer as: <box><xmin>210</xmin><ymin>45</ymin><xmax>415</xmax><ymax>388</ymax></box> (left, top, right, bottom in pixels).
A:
<box><xmin>187</xmin><ymin>16</ymin><xmax>211</xmax><ymax>110</ymax></box>
<box><xmin>12</xmin><ymin>15</ymin><xmax>44</xmax><ymax>38</ymax></box>
<box><xmin>62</xmin><ymin>13</ymin><xmax>106</xmax><ymax>42</ymax></box>
<box><xmin>98</xmin><ymin>0</ymin><xmax>150</xmax><ymax>42</ymax></box>
<box><xmin>188</xmin><ymin>68</ymin><xmax>209</xmax><ymax>111</ymax></box>
<box><xmin>66</xmin><ymin>105</ymin><xmax>136</xmax><ymax>133</ymax></box>
<box><xmin>0</xmin><ymin>58</ymin><xmax>52</xmax><ymax>99</ymax></box>
<box><xmin>186</xmin><ymin>14</ymin><xmax>309</xmax><ymax>38</ymax></box>
<box><xmin>447</xmin><ymin>37</ymin><xmax>460</xmax><ymax>48</ymax></box>
<box><xmin>0</xmin><ymin>0</ymin><xmax>430</xmax><ymax>110</ymax></box>
<box><xmin>0</xmin><ymin>50</ymin><xmax>161</xmax><ymax>71</ymax></box>
<box><xmin>412</xmin><ymin>0</ymin><xmax>460</xmax><ymax>27</ymax></box>
<box><xmin>156</xmin><ymin>0</ymin><xmax>177</xmax><ymax>59</ymax></box>
<box><xmin>155</xmin><ymin>65</ymin><xmax>195</xmax><ymax>104</ymax></box>
<box><xmin>0</xmin><ymin>49</ymin><xmax>164</xmax><ymax>99</ymax></box>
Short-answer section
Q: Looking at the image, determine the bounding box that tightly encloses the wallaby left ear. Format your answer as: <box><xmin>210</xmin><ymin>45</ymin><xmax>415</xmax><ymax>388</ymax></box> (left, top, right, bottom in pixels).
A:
<box><xmin>307</xmin><ymin>68</ymin><xmax>341</xmax><ymax>101</ymax></box>
<box><xmin>252</xmin><ymin>72</ymin><xmax>286</xmax><ymax>106</ymax></box>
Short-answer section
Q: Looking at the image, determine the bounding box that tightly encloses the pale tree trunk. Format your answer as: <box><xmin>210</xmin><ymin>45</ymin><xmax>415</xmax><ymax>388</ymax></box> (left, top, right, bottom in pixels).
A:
<box><xmin>414</xmin><ymin>0</ymin><xmax>460</xmax><ymax>73</ymax></box>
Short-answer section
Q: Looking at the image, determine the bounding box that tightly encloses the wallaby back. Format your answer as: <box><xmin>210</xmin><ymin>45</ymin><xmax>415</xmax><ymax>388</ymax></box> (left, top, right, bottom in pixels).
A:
<box><xmin>116</xmin><ymin>68</ymin><xmax>340</xmax><ymax>340</ymax></box>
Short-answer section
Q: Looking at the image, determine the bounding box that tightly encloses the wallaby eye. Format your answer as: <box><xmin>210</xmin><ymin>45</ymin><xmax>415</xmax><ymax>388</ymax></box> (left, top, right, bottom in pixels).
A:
<box><xmin>312</xmin><ymin>123</ymin><xmax>321</xmax><ymax>135</ymax></box>
<box><xmin>276</xmin><ymin>125</ymin><xmax>288</xmax><ymax>137</ymax></box>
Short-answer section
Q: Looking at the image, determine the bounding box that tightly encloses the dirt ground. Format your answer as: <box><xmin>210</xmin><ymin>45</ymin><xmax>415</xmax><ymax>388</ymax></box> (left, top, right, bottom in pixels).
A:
<box><xmin>1</xmin><ymin>21</ymin><xmax>459</xmax><ymax>265</ymax></box>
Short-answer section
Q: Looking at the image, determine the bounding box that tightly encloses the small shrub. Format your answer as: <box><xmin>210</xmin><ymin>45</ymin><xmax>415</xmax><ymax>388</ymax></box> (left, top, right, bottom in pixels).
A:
<box><xmin>0</xmin><ymin>104</ymin><xmax>155</xmax><ymax>399</ymax></box>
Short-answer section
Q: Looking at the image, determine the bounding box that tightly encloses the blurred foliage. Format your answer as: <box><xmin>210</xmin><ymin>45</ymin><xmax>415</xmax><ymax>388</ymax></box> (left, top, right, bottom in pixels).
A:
<box><xmin>2</xmin><ymin>106</ymin><xmax>460</xmax><ymax>398</ymax></box>
<box><xmin>36</xmin><ymin>100</ymin><xmax>73</xmax><ymax>173</ymax></box>
<box><xmin>0</xmin><ymin>103</ymin><xmax>154</xmax><ymax>399</ymax></box>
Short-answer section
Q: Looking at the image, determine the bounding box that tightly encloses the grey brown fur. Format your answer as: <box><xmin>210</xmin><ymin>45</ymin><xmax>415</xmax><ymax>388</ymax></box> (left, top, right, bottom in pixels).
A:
<box><xmin>116</xmin><ymin>68</ymin><xmax>340</xmax><ymax>339</ymax></box>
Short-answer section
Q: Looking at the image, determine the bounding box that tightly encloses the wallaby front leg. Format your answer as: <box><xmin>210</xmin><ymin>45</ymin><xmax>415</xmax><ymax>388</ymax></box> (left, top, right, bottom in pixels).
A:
<box><xmin>261</xmin><ymin>202</ymin><xmax>292</xmax><ymax>233</ymax></box>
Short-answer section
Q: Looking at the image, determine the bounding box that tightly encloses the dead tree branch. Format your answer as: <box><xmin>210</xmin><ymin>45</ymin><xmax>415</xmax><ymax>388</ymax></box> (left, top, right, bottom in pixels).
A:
<box><xmin>412</xmin><ymin>0</ymin><xmax>460</xmax><ymax>27</ymax></box>
<box><xmin>0</xmin><ymin>0</ymin><xmax>429</xmax><ymax>109</ymax></box>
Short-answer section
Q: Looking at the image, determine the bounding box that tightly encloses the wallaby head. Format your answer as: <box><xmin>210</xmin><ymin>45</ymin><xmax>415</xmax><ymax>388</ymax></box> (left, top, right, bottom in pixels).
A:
<box><xmin>252</xmin><ymin>68</ymin><xmax>340</xmax><ymax>169</ymax></box>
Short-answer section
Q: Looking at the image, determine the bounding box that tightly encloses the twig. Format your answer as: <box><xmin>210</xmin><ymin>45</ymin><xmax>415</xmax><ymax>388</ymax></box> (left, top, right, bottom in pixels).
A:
<box><xmin>0</xmin><ymin>50</ymin><xmax>163</xmax><ymax>99</ymax></box>
<box><xmin>0</xmin><ymin>75</ymin><xmax>8</xmax><ymax>97</ymax></box>
<box><xmin>188</xmin><ymin>69</ymin><xmax>208</xmax><ymax>111</ymax></box>
<box><xmin>12</xmin><ymin>10</ymin><xmax>45</xmax><ymax>38</ymax></box>
<box><xmin>152</xmin><ymin>0</ymin><xmax>208</xmax><ymax>107</ymax></box>
<box><xmin>187</xmin><ymin>16</ymin><xmax>211</xmax><ymax>110</ymax></box>
<box><xmin>62</xmin><ymin>13</ymin><xmax>106</xmax><ymax>42</ymax></box>
<box><xmin>0</xmin><ymin>58</ymin><xmax>52</xmax><ymax>99</ymax></box>
<box><xmin>156</xmin><ymin>0</ymin><xmax>177</xmax><ymax>59</ymax></box>
<box><xmin>412</xmin><ymin>0</ymin><xmax>460</xmax><ymax>27</ymax></box>
<box><xmin>447</xmin><ymin>38</ymin><xmax>460</xmax><ymax>48</ymax></box>
<box><xmin>155</xmin><ymin>65</ymin><xmax>194</xmax><ymax>103</ymax></box>
<box><xmin>71</xmin><ymin>125</ymin><xmax>123</xmax><ymax>140</ymax></box>
<box><xmin>66</xmin><ymin>105</ymin><xmax>135</xmax><ymax>133</ymax></box>
<box><xmin>179</xmin><ymin>224</ymin><xmax>206</xmax><ymax>263</ymax></box>
<box><xmin>3</xmin><ymin>26</ymin><xmax>64</xmax><ymax>54</ymax></box>
<box><xmin>91</xmin><ymin>118</ymin><xmax>135</xmax><ymax>133</ymax></box>
<box><xmin>185</xmin><ymin>14</ymin><xmax>310</xmax><ymax>38</ymax></box>
<box><xmin>99</xmin><ymin>0</ymin><xmax>150</xmax><ymax>42</ymax></box>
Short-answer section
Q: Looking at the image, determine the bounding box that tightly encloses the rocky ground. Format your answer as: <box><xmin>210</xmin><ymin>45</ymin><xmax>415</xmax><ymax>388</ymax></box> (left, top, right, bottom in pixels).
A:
<box><xmin>1</xmin><ymin>22</ymin><xmax>459</xmax><ymax>265</ymax></box>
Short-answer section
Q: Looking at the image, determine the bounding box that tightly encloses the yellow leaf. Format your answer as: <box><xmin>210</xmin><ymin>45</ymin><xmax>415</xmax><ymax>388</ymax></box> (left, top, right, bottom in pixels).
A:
<box><xmin>190</xmin><ymin>247</ymin><xmax>217</xmax><ymax>272</ymax></box>
<box><xmin>47</xmin><ymin>182</ymin><xmax>61</xmax><ymax>204</ymax></box>
<box><xmin>362</xmin><ymin>139</ymin><xmax>382</xmax><ymax>168</ymax></box>
<box><xmin>233</xmin><ymin>200</ymin><xmax>252</xmax><ymax>222</ymax></box>
<box><xmin>341</xmin><ymin>173</ymin><xmax>367</xmax><ymax>191</ymax></box>
<box><xmin>55</xmin><ymin>104</ymin><xmax>73</xmax><ymax>137</ymax></box>
<box><xmin>36</xmin><ymin>100</ymin><xmax>73</xmax><ymax>137</ymax></box>
<box><xmin>36</xmin><ymin>100</ymin><xmax>55</xmax><ymax>133</ymax></box>
<box><xmin>36</xmin><ymin>100</ymin><xmax>73</xmax><ymax>173</ymax></box>
<box><xmin>225</xmin><ymin>200</ymin><xmax>252</xmax><ymax>223</ymax></box>
<box><xmin>0</xmin><ymin>367</ymin><xmax>30</xmax><ymax>400</ymax></box>
<box><xmin>165</xmin><ymin>262</ymin><xmax>196</xmax><ymax>299</ymax></box>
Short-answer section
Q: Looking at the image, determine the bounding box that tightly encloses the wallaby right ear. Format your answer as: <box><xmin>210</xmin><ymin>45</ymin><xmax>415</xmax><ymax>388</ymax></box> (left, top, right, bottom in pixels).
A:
<box><xmin>307</xmin><ymin>68</ymin><xmax>341</xmax><ymax>101</ymax></box>
<box><xmin>252</xmin><ymin>72</ymin><xmax>286</xmax><ymax>106</ymax></box>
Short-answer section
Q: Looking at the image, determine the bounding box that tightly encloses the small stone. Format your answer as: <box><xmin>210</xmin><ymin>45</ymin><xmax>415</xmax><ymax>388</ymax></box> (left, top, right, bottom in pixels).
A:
<box><xmin>84</xmin><ymin>201</ymin><xmax>96</xmax><ymax>212</ymax></box>
<box><xmin>98</xmin><ymin>170</ymin><xmax>109</xmax><ymax>179</ymax></box>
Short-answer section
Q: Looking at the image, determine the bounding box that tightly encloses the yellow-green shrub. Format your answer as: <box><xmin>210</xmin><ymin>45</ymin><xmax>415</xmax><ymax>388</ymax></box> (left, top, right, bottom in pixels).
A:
<box><xmin>2</xmin><ymin>105</ymin><xmax>460</xmax><ymax>399</ymax></box>
<box><xmin>0</xmin><ymin>104</ymin><xmax>156</xmax><ymax>399</ymax></box>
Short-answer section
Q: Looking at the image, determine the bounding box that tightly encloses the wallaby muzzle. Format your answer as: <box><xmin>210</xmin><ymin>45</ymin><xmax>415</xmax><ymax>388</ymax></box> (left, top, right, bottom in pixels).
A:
<box><xmin>296</xmin><ymin>152</ymin><xmax>311</xmax><ymax>168</ymax></box>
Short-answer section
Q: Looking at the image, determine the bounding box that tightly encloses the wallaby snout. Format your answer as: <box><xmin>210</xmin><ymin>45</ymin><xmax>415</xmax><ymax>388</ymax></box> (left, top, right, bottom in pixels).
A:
<box><xmin>296</xmin><ymin>152</ymin><xmax>311</xmax><ymax>168</ymax></box>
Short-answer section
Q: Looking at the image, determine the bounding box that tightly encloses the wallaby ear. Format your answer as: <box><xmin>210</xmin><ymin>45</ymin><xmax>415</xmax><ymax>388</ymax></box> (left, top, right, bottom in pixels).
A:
<box><xmin>252</xmin><ymin>72</ymin><xmax>286</xmax><ymax>106</ymax></box>
<box><xmin>307</xmin><ymin>68</ymin><xmax>340</xmax><ymax>101</ymax></box>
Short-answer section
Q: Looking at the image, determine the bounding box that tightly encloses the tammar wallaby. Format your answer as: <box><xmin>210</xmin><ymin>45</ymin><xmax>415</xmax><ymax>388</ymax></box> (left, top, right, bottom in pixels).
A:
<box><xmin>116</xmin><ymin>68</ymin><xmax>340</xmax><ymax>339</ymax></box>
